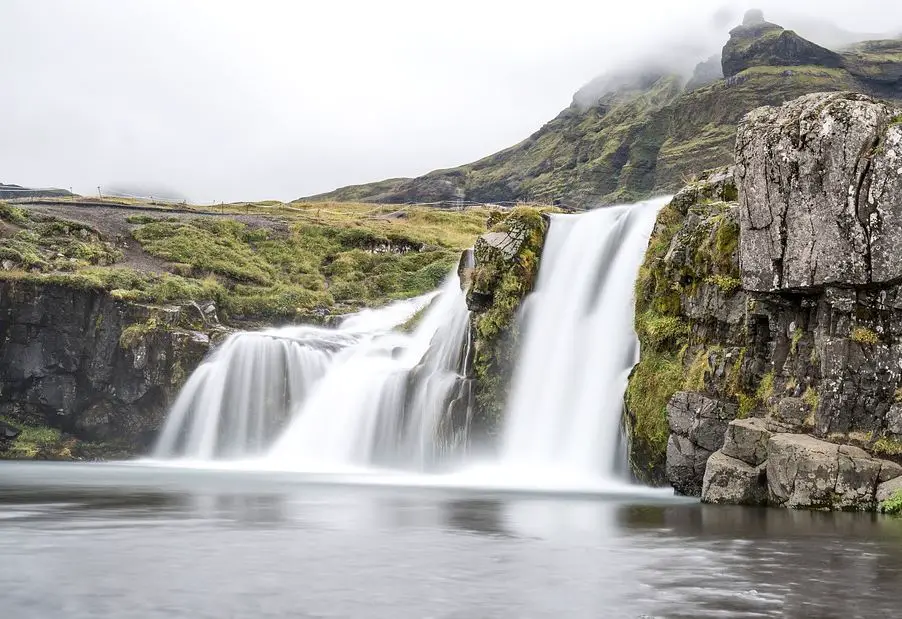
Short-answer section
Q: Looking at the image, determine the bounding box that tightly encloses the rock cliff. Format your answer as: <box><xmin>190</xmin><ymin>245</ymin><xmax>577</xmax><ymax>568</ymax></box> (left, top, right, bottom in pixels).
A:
<box><xmin>626</xmin><ymin>91</ymin><xmax>902</xmax><ymax>511</ymax></box>
<box><xmin>0</xmin><ymin>280</ymin><xmax>221</xmax><ymax>458</ymax></box>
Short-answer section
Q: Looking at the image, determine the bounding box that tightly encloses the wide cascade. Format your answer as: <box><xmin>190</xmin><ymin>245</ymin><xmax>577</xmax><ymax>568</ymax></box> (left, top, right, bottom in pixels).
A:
<box><xmin>154</xmin><ymin>199</ymin><xmax>662</xmax><ymax>481</ymax></box>
<box><xmin>499</xmin><ymin>199</ymin><xmax>664</xmax><ymax>480</ymax></box>
<box><xmin>155</xmin><ymin>275</ymin><xmax>473</xmax><ymax>468</ymax></box>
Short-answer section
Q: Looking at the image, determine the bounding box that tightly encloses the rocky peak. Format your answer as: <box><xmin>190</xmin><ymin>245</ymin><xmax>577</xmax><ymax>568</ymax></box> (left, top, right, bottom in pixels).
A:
<box><xmin>721</xmin><ymin>12</ymin><xmax>843</xmax><ymax>78</ymax></box>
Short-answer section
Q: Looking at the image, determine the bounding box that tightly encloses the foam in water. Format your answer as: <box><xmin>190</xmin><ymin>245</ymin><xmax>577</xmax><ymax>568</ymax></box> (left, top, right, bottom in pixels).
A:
<box><xmin>500</xmin><ymin>199</ymin><xmax>664</xmax><ymax>480</ymax></box>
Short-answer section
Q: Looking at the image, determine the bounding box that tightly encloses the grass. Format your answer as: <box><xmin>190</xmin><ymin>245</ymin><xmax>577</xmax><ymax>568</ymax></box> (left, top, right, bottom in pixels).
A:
<box><xmin>0</xmin><ymin>416</ymin><xmax>69</xmax><ymax>459</ymax></box>
<box><xmin>881</xmin><ymin>490</ymin><xmax>902</xmax><ymax>516</ymax></box>
<box><xmin>1</xmin><ymin>199</ymin><xmax>491</xmax><ymax>323</ymax></box>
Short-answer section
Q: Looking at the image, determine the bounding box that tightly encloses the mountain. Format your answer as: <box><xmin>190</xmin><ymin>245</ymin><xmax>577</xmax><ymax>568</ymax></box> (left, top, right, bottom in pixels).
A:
<box><xmin>301</xmin><ymin>10</ymin><xmax>902</xmax><ymax>209</ymax></box>
<box><xmin>0</xmin><ymin>183</ymin><xmax>74</xmax><ymax>200</ymax></box>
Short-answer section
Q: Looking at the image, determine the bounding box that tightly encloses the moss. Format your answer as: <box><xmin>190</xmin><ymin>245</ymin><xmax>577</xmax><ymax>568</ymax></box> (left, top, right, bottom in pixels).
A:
<box><xmin>0</xmin><ymin>203</ymin><xmax>31</xmax><ymax>226</ymax></box>
<box><xmin>791</xmin><ymin>328</ymin><xmax>804</xmax><ymax>356</ymax></box>
<box><xmin>756</xmin><ymin>371</ymin><xmax>775</xmax><ymax>404</ymax></box>
<box><xmin>636</xmin><ymin>312</ymin><xmax>688</xmax><ymax>351</ymax></box>
<box><xmin>685</xmin><ymin>348</ymin><xmax>712</xmax><ymax>392</ymax></box>
<box><xmin>802</xmin><ymin>386</ymin><xmax>820</xmax><ymax>410</ymax></box>
<box><xmin>874</xmin><ymin>436</ymin><xmax>902</xmax><ymax>457</ymax></box>
<box><xmin>851</xmin><ymin>326</ymin><xmax>880</xmax><ymax>345</ymax></box>
<box><xmin>0</xmin><ymin>416</ymin><xmax>71</xmax><ymax>459</ymax></box>
<box><xmin>119</xmin><ymin>317</ymin><xmax>162</xmax><ymax>349</ymax></box>
<box><xmin>706</xmin><ymin>274</ymin><xmax>742</xmax><ymax>294</ymax></box>
<box><xmin>880</xmin><ymin>490</ymin><xmax>902</xmax><ymax>516</ymax></box>
<box><xmin>626</xmin><ymin>349</ymin><xmax>684</xmax><ymax>470</ymax></box>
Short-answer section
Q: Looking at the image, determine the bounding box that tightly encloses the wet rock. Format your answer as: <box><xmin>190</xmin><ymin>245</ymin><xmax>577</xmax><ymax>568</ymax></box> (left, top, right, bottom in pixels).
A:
<box><xmin>701</xmin><ymin>450</ymin><xmax>768</xmax><ymax>506</ymax></box>
<box><xmin>0</xmin><ymin>281</ymin><xmax>217</xmax><ymax>454</ymax></box>
<box><xmin>722</xmin><ymin>418</ymin><xmax>771</xmax><ymax>466</ymax></box>
<box><xmin>737</xmin><ymin>92</ymin><xmax>902</xmax><ymax>292</ymax></box>
<box><xmin>666</xmin><ymin>433</ymin><xmax>711</xmax><ymax>497</ymax></box>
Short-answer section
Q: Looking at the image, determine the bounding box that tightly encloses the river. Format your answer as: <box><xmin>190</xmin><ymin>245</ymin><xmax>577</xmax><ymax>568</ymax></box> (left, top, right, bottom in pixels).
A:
<box><xmin>2</xmin><ymin>461</ymin><xmax>901</xmax><ymax>618</ymax></box>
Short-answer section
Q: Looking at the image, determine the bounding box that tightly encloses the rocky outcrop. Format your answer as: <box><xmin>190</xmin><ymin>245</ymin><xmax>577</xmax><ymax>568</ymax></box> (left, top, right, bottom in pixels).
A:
<box><xmin>665</xmin><ymin>392</ymin><xmax>735</xmax><ymax>495</ymax></box>
<box><xmin>737</xmin><ymin>92</ymin><xmax>902</xmax><ymax>291</ymax></box>
<box><xmin>722</xmin><ymin>12</ymin><xmax>843</xmax><ymax>79</ymax></box>
<box><xmin>0</xmin><ymin>281</ymin><xmax>222</xmax><ymax>456</ymax></box>
<box><xmin>628</xmin><ymin>92</ymin><xmax>902</xmax><ymax>511</ymax></box>
<box><xmin>463</xmin><ymin>208</ymin><xmax>550</xmax><ymax>434</ymax></box>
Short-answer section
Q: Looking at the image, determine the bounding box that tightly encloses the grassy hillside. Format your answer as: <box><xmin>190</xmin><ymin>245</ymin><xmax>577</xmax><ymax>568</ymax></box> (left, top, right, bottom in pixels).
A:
<box><xmin>0</xmin><ymin>199</ymin><xmax>489</xmax><ymax>324</ymax></box>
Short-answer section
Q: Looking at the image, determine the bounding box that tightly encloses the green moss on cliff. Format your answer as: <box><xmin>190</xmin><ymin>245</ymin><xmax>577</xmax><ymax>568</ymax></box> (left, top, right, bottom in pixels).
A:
<box><xmin>469</xmin><ymin>207</ymin><xmax>550</xmax><ymax>429</ymax></box>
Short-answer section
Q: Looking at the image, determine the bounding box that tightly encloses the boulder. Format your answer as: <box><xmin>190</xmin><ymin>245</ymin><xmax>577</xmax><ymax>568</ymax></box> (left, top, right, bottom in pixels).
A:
<box><xmin>722</xmin><ymin>417</ymin><xmax>771</xmax><ymax>466</ymax></box>
<box><xmin>665</xmin><ymin>392</ymin><xmax>737</xmax><ymax>496</ymax></box>
<box><xmin>767</xmin><ymin>434</ymin><xmax>882</xmax><ymax>510</ymax></box>
<box><xmin>737</xmin><ymin>92</ymin><xmax>902</xmax><ymax>292</ymax></box>
<box><xmin>666</xmin><ymin>433</ymin><xmax>711</xmax><ymax>497</ymax></box>
<box><xmin>876</xmin><ymin>476</ymin><xmax>902</xmax><ymax>503</ymax></box>
<box><xmin>701</xmin><ymin>450</ymin><xmax>768</xmax><ymax>506</ymax></box>
<box><xmin>879</xmin><ymin>460</ymin><xmax>902</xmax><ymax>484</ymax></box>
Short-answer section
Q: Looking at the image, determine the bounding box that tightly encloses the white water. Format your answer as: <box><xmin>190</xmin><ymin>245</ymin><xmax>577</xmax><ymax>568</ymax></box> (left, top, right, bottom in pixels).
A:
<box><xmin>500</xmin><ymin>198</ymin><xmax>664</xmax><ymax>480</ymax></box>
<box><xmin>152</xmin><ymin>198</ymin><xmax>665</xmax><ymax>493</ymax></box>
<box><xmin>155</xmin><ymin>275</ymin><xmax>472</xmax><ymax>468</ymax></box>
<box><xmin>267</xmin><ymin>273</ymin><xmax>472</xmax><ymax>470</ymax></box>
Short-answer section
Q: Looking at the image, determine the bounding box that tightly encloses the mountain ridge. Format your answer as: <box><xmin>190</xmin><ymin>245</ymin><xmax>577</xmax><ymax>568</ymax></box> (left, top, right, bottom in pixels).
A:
<box><xmin>300</xmin><ymin>12</ymin><xmax>902</xmax><ymax>209</ymax></box>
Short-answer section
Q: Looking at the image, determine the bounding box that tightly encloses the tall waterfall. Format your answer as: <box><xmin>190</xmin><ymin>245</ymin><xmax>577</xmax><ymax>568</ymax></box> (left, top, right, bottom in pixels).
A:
<box><xmin>154</xmin><ymin>275</ymin><xmax>473</xmax><ymax>468</ymax></box>
<box><xmin>500</xmin><ymin>199</ymin><xmax>664</xmax><ymax>480</ymax></box>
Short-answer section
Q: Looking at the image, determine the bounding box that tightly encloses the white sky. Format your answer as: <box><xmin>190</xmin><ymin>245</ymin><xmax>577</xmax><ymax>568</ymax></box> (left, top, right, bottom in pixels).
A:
<box><xmin>1</xmin><ymin>0</ymin><xmax>900</xmax><ymax>203</ymax></box>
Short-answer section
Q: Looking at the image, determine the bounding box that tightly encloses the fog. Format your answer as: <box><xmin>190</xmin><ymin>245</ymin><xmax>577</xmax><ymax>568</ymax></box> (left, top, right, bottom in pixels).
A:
<box><xmin>1</xmin><ymin>0</ymin><xmax>899</xmax><ymax>203</ymax></box>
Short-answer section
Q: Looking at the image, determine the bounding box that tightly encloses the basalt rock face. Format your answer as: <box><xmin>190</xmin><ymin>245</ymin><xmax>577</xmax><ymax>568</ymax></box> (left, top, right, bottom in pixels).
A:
<box><xmin>0</xmin><ymin>281</ymin><xmax>221</xmax><ymax>457</ymax></box>
<box><xmin>627</xmin><ymin>92</ymin><xmax>902</xmax><ymax>510</ymax></box>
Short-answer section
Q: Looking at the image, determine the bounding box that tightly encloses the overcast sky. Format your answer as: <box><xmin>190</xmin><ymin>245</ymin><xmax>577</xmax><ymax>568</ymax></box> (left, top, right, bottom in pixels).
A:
<box><xmin>1</xmin><ymin>1</ymin><xmax>900</xmax><ymax>203</ymax></box>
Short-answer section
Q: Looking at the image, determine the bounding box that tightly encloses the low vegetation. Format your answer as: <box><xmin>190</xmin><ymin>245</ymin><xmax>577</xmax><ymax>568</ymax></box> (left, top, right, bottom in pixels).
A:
<box><xmin>0</xmin><ymin>200</ymin><xmax>490</xmax><ymax>323</ymax></box>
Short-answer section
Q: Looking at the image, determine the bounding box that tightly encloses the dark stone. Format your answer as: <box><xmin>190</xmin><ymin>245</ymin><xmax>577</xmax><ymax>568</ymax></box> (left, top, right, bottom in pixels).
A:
<box><xmin>0</xmin><ymin>281</ymin><xmax>217</xmax><ymax>454</ymax></box>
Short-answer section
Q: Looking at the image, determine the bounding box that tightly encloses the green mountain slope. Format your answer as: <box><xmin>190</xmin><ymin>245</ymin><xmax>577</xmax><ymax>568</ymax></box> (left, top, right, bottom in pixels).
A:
<box><xmin>303</xmin><ymin>12</ymin><xmax>902</xmax><ymax>209</ymax></box>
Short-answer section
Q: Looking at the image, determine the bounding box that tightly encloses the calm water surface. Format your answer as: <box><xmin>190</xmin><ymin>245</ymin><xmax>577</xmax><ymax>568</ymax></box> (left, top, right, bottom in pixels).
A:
<box><xmin>2</xmin><ymin>462</ymin><xmax>901</xmax><ymax>618</ymax></box>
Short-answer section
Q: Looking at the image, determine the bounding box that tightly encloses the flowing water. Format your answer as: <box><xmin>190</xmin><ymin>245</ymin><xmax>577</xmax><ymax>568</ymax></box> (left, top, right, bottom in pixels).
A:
<box><xmin>501</xmin><ymin>199</ymin><xmax>662</xmax><ymax>479</ymax></box>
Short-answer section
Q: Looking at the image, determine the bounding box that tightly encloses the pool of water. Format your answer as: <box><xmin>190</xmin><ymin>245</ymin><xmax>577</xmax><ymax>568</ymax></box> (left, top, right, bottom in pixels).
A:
<box><xmin>2</xmin><ymin>461</ymin><xmax>901</xmax><ymax>618</ymax></box>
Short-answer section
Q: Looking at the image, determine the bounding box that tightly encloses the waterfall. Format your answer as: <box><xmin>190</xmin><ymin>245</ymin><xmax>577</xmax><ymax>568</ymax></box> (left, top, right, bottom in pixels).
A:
<box><xmin>499</xmin><ymin>199</ymin><xmax>664</xmax><ymax>480</ymax></box>
<box><xmin>152</xmin><ymin>198</ymin><xmax>663</xmax><ymax>487</ymax></box>
<box><xmin>266</xmin><ymin>273</ymin><xmax>472</xmax><ymax>470</ymax></box>
<box><xmin>154</xmin><ymin>274</ymin><xmax>473</xmax><ymax>468</ymax></box>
